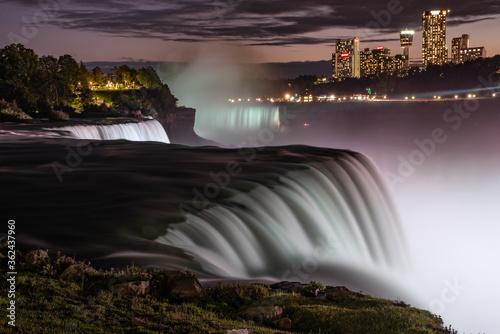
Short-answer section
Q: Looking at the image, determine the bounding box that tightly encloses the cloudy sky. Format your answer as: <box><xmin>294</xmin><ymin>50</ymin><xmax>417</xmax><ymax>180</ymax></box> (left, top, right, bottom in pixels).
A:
<box><xmin>1</xmin><ymin>0</ymin><xmax>499</xmax><ymax>64</ymax></box>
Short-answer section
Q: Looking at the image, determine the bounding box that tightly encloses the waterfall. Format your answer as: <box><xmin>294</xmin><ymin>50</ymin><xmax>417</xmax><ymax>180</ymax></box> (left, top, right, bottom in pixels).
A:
<box><xmin>194</xmin><ymin>105</ymin><xmax>280</xmax><ymax>140</ymax></box>
<box><xmin>46</xmin><ymin>120</ymin><xmax>170</xmax><ymax>143</ymax></box>
<box><xmin>155</xmin><ymin>152</ymin><xmax>409</xmax><ymax>281</ymax></box>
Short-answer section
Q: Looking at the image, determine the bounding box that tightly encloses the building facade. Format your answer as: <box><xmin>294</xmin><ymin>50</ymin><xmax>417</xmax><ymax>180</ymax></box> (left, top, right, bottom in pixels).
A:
<box><xmin>332</xmin><ymin>37</ymin><xmax>360</xmax><ymax>79</ymax></box>
<box><xmin>360</xmin><ymin>47</ymin><xmax>407</xmax><ymax>77</ymax></box>
<box><xmin>422</xmin><ymin>10</ymin><xmax>448</xmax><ymax>67</ymax></box>
<box><xmin>452</xmin><ymin>34</ymin><xmax>486</xmax><ymax>63</ymax></box>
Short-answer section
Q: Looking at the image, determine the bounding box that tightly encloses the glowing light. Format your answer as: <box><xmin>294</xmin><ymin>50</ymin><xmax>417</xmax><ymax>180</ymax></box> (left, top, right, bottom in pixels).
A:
<box><xmin>285</xmin><ymin>94</ymin><xmax>290</xmax><ymax>100</ymax></box>
<box><xmin>340</xmin><ymin>52</ymin><xmax>350</xmax><ymax>58</ymax></box>
<box><xmin>493</xmin><ymin>93</ymin><xmax>497</xmax><ymax>97</ymax></box>
<box><xmin>412</xmin><ymin>96</ymin><xmax>415</xmax><ymax>99</ymax></box>
<box><xmin>430</xmin><ymin>10</ymin><xmax>441</xmax><ymax>15</ymax></box>
<box><xmin>401</xmin><ymin>30</ymin><xmax>415</xmax><ymax>35</ymax></box>
<box><xmin>405</xmin><ymin>96</ymin><xmax>409</xmax><ymax>100</ymax></box>
<box><xmin>455</xmin><ymin>95</ymin><xmax>459</xmax><ymax>99</ymax></box>
<box><xmin>377</xmin><ymin>46</ymin><xmax>384</xmax><ymax>51</ymax></box>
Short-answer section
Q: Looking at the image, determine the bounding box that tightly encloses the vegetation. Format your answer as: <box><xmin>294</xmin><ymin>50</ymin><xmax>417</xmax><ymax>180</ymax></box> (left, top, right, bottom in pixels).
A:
<box><xmin>0</xmin><ymin>249</ymin><xmax>457</xmax><ymax>333</ymax></box>
<box><xmin>0</xmin><ymin>44</ymin><xmax>178</xmax><ymax>121</ymax></box>
<box><xmin>0</xmin><ymin>99</ymin><xmax>32</xmax><ymax>122</ymax></box>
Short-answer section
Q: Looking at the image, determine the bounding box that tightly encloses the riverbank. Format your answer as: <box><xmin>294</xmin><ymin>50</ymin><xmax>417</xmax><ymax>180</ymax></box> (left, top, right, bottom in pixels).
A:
<box><xmin>0</xmin><ymin>249</ymin><xmax>456</xmax><ymax>333</ymax></box>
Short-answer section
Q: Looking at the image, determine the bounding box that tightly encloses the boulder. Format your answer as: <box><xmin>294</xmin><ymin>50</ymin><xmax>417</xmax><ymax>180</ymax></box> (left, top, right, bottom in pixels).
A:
<box><xmin>60</xmin><ymin>264</ymin><xmax>85</xmax><ymax>281</ymax></box>
<box><xmin>269</xmin><ymin>281</ymin><xmax>303</xmax><ymax>294</ymax></box>
<box><xmin>226</xmin><ymin>330</ymin><xmax>248</xmax><ymax>334</ymax></box>
<box><xmin>271</xmin><ymin>317</ymin><xmax>292</xmax><ymax>330</ymax></box>
<box><xmin>112</xmin><ymin>281</ymin><xmax>150</xmax><ymax>297</ymax></box>
<box><xmin>170</xmin><ymin>276</ymin><xmax>205</xmax><ymax>299</ymax></box>
<box><xmin>325</xmin><ymin>286</ymin><xmax>363</xmax><ymax>299</ymax></box>
<box><xmin>155</xmin><ymin>270</ymin><xmax>205</xmax><ymax>299</ymax></box>
<box><xmin>239</xmin><ymin>305</ymin><xmax>283</xmax><ymax>321</ymax></box>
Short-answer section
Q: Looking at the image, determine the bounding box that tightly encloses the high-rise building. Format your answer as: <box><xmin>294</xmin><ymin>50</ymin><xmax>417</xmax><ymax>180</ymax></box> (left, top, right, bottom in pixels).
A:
<box><xmin>452</xmin><ymin>34</ymin><xmax>486</xmax><ymax>63</ymax></box>
<box><xmin>360</xmin><ymin>47</ymin><xmax>407</xmax><ymax>78</ymax></box>
<box><xmin>332</xmin><ymin>37</ymin><xmax>360</xmax><ymax>79</ymax></box>
<box><xmin>400</xmin><ymin>30</ymin><xmax>414</xmax><ymax>68</ymax></box>
<box><xmin>422</xmin><ymin>10</ymin><xmax>449</xmax><ymax>67</ymax></box>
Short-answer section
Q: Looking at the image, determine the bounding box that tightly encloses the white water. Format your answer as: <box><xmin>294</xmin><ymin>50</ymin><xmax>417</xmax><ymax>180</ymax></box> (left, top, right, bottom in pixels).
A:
<box><xmin>194</xmin><ymin>105</ymin><xmax>280</xmax><ymax>140</ymax></box>
<box><xmin>155</xmin><ymin>153</ymin><xmax>414</xmax><ymax>299</ymax></box>
<box><xmin>47</xmin><ymin>120</ymin><xmax>170</xmax><ymax>143</ymax></box>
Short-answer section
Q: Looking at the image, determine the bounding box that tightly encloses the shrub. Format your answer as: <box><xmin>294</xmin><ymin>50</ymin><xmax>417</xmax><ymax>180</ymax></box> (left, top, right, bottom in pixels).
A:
<box><xmin>48</xmin><ymin>109</ymin><xmax>70</xmax><ymax>121</ymax></box>
<box><xmin>0</xmin><ymin>99</ymin><xmax>33</xmax><ymax>121</ymax></box>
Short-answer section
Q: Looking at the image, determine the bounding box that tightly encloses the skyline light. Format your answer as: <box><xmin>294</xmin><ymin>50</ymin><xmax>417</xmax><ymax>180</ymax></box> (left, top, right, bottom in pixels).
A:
<box><xmin>0</xmin><ymin>1</ymin><xmax>499</xmax><ymax>64</ymax></box>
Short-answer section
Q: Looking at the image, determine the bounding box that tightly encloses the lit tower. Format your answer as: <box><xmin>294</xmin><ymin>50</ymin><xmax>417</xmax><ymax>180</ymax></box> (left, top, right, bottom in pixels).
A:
<box><xmin>332</xmin><ymin>37</ymin><xmax>360</xmax><ymax>80</ymax></box>
<box><xmin>422</xmin><ymin>10</ymin><xmax>449</xmax><ymax>67</ymax></box>
<box><xmin>400</xmin><ymin>29</ymin><xmax>414</xmax><ymax>69</ymax></box>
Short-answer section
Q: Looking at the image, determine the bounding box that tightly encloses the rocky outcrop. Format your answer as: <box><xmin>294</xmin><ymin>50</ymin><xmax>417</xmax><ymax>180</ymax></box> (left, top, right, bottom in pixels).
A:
<box><xmin>156</xmin><ymin>270</ymin><xmax>205</xmax><ymax>299</ymax></box>
<box><xmin>325</xmin><ymin>286</ymin><xmax>363</xmax><ymax>299</ymax></box>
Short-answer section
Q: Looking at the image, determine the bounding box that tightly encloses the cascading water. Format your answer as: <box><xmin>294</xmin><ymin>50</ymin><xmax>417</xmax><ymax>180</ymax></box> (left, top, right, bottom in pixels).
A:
<box><xmin>46</xmin><ymin>119</ymin><xmax>170</xmax><ymax>143</ymax></box>
<box><xmin>1</xmin><ymin>135</ymin><xmax>418</xmax><ymax>303</ymax></box>
<box><xmin>194</xmin><ymin>104</ymin><xmax>280</xmax><ymax>141</ymax></box>
<box><xmin>155</xmin><ymin>152</ymin><xmax>410</xmax><ymax>286</ymax></box>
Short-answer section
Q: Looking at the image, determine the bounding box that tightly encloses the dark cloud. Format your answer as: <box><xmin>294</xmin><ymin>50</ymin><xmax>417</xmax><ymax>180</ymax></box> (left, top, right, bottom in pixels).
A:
<box><xmin>5</xmin><ymin>0</ymin><xmax>500</xmax><ymax>46</ymax></box>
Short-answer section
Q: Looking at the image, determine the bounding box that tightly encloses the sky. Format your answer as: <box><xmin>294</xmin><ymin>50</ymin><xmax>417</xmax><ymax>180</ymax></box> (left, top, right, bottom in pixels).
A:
<box><xmin>1</xmin><ymin>0</ymin><xmax>500</xmax><ymax>64</ymax></box>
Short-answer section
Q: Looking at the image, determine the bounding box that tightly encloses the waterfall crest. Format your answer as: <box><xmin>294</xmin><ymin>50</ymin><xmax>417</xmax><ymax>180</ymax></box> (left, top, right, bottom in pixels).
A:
<box><xmin>156</xmin><ymin>152</ymin><xmax>408</xmax><ymax>279</ymax></box>
<box><xmin>47</xmin><ymin>120</ymin><xmax>169</xmax><ymax>143</ymax></box>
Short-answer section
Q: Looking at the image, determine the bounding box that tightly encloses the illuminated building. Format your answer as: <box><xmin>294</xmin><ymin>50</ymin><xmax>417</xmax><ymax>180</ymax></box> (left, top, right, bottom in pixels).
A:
<box><xmin>400</xmin><ymin>30</ymin><xmax>414</xmax><ymax>68</ymax></box>
<box><xmin>332</xmin><ymin>37</ymin><xmax>360</xmax><ymax>79</ymax></box>
<box><xmin>422</xmin><ymin>10</ymin><xmax>449</xmax><ymax>67</ymax></box>
<box><xmin>452</xmin><ymin>34</ymin><xmax>486</xmax><ymax>63</ymax></box>
<box><xmin>360</xmin><ymin>47</ymin><xmax>407</xmax><ymax>78</ymax></box>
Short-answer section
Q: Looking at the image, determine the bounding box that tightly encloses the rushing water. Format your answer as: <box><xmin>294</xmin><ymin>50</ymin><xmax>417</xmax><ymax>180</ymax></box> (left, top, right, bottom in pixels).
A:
<box><xmin>1</xmin><ymin>130</ymin><xmax>417</xmax><ymax>303</ymax></box>
<box><xmin>46</xmin><ymin>119</ymin><xmax>170</xmax><ymax>143</ymax></box>
<box><xmin>192</xmin><ymin>100</ymin><xmax>500</xmax><ymax>333</ymax></box>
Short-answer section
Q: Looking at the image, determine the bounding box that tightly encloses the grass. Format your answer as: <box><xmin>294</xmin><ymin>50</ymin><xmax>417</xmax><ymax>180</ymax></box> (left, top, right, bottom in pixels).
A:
<box><xmin>0</xmin><ymin>250</ymin><xmax>456</xmax><ymax>333</ymax></box>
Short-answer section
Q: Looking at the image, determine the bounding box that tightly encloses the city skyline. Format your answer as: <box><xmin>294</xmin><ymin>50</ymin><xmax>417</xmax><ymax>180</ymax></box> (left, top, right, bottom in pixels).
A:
<box><xmin>1</xmin><ymin>1</ymin><xmax>499</xmax><ymax>64</ymax></box>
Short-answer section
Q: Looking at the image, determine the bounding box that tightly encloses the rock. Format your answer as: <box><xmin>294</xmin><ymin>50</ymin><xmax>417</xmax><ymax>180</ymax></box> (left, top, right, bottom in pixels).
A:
<box><xmin>112</xmin><ymin>281</ymin><xmax>150</xmax><ymax>297</ymax></box>
<box><xmin>154</xmin><ymin>270</ymin><xmax>205</xmax><ymax>299</ymax></box>
<box><xmin>170</xmin><ymin>276</ymin><xmax>205</xmax><ymax>299</ymax></box>
<box><xmin>239</xmin><ymin>305</ymin><xmax>283</xmax><ymax>321</ymax></box>
<box><xmin>132</xmin><ymin>317</ymin><xmax>167</xmax><ymax>329</ymax></box>
<box><xmin>269</xmin><ymin>281</ymin><xmax>303</xmax><ymax>294</ymax></box>
<box><xmin>226</xmin><ymin>330</ymin><xmax>248</xmax><ymax>334</ymax></box>
<box><xmin>325</xmin><ymin>286</ymin><xmax>363</xmax><ymax>299</ymax></box>
<box><xmin>60</xmin><ymin>264</ymin><xmax>85</xmax><ymax>281</ymax></box>
<box><xmin>271</xmin><ymin>317</ymin><xmax>292</xmax><ymax>330</ymax></box>
<box><xmin>25</xmin><ymin>249</ymin><xmax>49</xmax><ymax>267</ymax></box>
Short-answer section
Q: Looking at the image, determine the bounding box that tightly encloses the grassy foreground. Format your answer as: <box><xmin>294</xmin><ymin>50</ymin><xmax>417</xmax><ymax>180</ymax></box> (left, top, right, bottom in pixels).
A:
<box><xmin>1</xmin><ymin>250</ymin><xmax>456</xmax><ymax>334</ymax></box>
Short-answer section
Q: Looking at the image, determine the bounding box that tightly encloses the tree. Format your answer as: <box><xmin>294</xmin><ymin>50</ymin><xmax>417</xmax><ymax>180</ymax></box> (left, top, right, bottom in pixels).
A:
<box><xmin>136</xmin><ymin>67</ymin><xmax>162</xmax><ymax>88</ymax></box>
<box><xmin>0</xmin><ymin>44</ymin><xmax>41</xmax><ymax>113</ymax></box>
<box><xmin>92</xmin><ymin>67</ymin><xmax>107</xmax><ymax>87</ymax></box>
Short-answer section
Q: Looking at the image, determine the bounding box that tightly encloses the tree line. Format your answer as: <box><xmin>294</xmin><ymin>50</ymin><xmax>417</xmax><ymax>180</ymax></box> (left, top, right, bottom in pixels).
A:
<box><xmin>0</xmin><ymin>44</ymin><xmax>177</xmax><ymax>120</ymax></box>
